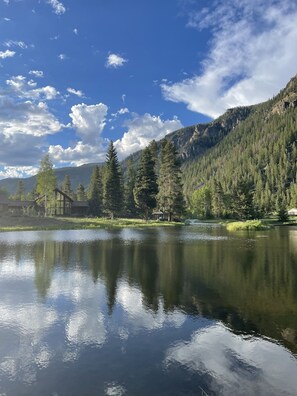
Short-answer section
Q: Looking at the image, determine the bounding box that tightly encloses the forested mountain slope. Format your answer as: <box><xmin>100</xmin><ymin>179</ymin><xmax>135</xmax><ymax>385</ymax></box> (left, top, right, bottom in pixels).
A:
<box><xmin>182</xmin><ymin>74</ymin><xmax>297</xmax><ymax>213</ymax></box>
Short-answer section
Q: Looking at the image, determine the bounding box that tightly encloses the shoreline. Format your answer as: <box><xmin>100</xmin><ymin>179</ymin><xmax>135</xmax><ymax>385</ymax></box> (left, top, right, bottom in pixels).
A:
<box><xmin>0</xmin><ymin>216</ymin><xmax>180</xmax><ymax>232</ymax></box>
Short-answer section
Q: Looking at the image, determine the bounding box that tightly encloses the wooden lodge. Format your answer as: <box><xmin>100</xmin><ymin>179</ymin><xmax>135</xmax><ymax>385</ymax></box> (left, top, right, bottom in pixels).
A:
<box><xmin>0</xmin><ymin>188</ymin><xmax>89</xmax><ymax>217</ymax></box>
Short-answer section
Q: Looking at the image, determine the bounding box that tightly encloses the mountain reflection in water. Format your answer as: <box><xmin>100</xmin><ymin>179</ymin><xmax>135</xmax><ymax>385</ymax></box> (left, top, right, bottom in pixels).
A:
<box><xmin>0</xmin><ymin>225</ymin><xmax>297</xmax><ymax>395</ymax></box>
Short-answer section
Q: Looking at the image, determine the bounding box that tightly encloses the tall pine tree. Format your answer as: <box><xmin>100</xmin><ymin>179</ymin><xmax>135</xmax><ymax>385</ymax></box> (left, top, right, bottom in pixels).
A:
<box><xmin>157</xmin><ymin>140</ymin><xmax>184</xmax><ymax>221</ymax></box>
<box><xmin>76</xmin><ymin>183</ymin><xmax>86</xmax><ymax>201</ymax></box>
<box><xmin>61</xmin><ymin>174</ymin><xmax>73</xmax><ymax>198</ymax></box>
<box><xmin>36</xmin><ymin>154</ymin><xmax>56</xmax><ymax>216</ymax></box>
<box><xmin>88</xmin><ymin>166</ymin><xmax>103</xmax><ymax>216</ymax></box>
<box><xmin>124</xmin><ymin>159</ymin><xmax>138</xmax><ymax>218</ymax></box>
<box><xmin>103</xmin><ymin>141</ymin><xmax>123</xmax><ymax>219</ymax></box>
<box><xmin>134</xmin><ymin>146</ymin><xmax>158</xmax><ymax>220</ymax></box>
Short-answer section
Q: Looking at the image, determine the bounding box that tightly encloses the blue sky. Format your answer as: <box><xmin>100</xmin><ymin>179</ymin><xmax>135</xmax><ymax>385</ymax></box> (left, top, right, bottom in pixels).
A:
<box><xmin>0</xmin><ymin>0</ymin><xmax>297</xmax><ymax>179</ymax></box>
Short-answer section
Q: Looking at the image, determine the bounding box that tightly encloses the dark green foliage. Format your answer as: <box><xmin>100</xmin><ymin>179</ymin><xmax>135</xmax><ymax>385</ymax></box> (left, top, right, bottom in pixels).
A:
<box><xmin>76</xmin><ymin>183</ymin><xmax>86</xmax><ymax>201</ymax></box>
<box><xmin>103</xmin><ymin>141</ymin><xmax>123</xmax><ymax>218</ymax></box>
<box><xmin>61</xmin><ymin>175</ymin><xmax>73</xmax><ymax>198</ymax></box>
<box><xmin>134</xmin><ymin>146</ymin><xmax>158</xmax><ymax>220</ymax></box>
<box><xmin>88</xmin><ymin>166</ymin><xmax>103</xmax><ymax>216</ymax></box>
<box><xmin>182</xmin><ymin>75</ymin><xmax>297</xmax><ymax>216</ymax></box>
<box><xmin>231</xmin><ymin>179</ymin><xmax>256</xmax><ymax>220</ymax></box>
<box><xmin>124</xmin><ymin>160</ymin><xmax>138</xmax><ymax>218</ymax></box>
<box><xmin>278</xmin><ymin>207</ymin><xmax>289</xmax><ymax>222</ymax></box>
<box><xmin>157</xmin><ymin>140</ymin><xmax>184</xmax><ymax>220</ymax></box>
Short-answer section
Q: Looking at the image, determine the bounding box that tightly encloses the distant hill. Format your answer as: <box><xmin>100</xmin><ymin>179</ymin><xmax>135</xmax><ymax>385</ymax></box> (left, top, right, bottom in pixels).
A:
<box><xmin>0</xmin><ymin>163</ymin><xmax>101</xmax><ymax>195</ymax></box>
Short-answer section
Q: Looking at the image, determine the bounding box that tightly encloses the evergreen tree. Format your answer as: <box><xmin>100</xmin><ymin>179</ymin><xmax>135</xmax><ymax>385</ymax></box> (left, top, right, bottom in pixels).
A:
<box><xmin>61</xmin><ymin>174</ymin><xmax>73</xmax><ymax>198</ymax></box>
<box><xmin>124</xmin><ymin>159</ymin><xmax>137</xmax><ymax>218</ymax></box>
<box><xmin>76</xmin><ymin>183</ymin><xmax>86</xmax><ymax>201</ymax></box>
<box><xmin>88</xmin><ymin>166</ymin><xmax>103</xmax><ymax>216</ymax></box>
<box><xmin>231</xmin><ymin>179</ymin><xmax>255</xmax><ymax>220</ymax></box>
<box><xmin>103</xmin><ymin>141</ymin><xmax>123</xmax><ymax>219</ymax></box>
<box><xmin>157</xmin><ymin>140</ymin><xmax>184</xmax><ymax>221</ymax></box>
<box><xmin>15</xmin><ymin>180</ymin><xmax>25</xmax><ymax>201</ymax></box>
<box><xmin>134</xmin><ymin>146</ymin><xmax>158</xmax><ymax>220</ymax></box>
<box><xmin>36</xmin><ymin>154</ymin><xmax>56</xmax><ymax>216</ymax></box>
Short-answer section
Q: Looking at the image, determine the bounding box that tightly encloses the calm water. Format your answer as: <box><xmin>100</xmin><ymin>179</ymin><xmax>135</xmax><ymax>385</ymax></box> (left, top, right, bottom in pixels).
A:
<box><xmin>0</xmin><ymin>224</ymin><xmax>297</xmax><ymax>396</ymax></box>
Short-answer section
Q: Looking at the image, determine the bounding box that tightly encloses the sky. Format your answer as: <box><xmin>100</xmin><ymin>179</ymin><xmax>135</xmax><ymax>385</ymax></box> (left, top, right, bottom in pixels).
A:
<box><xmin>0</xmin><ymin>0</ymin><xmax>297</xmax><ymax>179</ymax></box>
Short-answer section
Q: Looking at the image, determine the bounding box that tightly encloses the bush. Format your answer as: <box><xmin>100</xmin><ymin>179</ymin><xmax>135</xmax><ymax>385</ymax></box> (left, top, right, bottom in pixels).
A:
<box><xmin>226</xmin><ymin>220</ymin><xmax>270</xmax><ymax>231</ymax></box>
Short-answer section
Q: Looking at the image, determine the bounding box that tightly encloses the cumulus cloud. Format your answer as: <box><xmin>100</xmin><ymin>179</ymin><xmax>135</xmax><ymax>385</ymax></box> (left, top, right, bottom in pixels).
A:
<box><xmin>6</xmin><ymin>75</ymin><xmax>59</xmax><ymax>100</ymax></box>
<box><xmin>106</xmin><ymin>53</ymin><xmax>127</xmax><ymax>68</ymax></box>
<box><xmin>0</xmin><ymin>85</ymin><xmax>62</xmax><ymax>169</ymax></box>
<box><xmin>73</xmin><ymin>28</ymin><xmax>78</xmax><ymax>35</ymax></box>
<box><xmin>162</xmin><ymin>0</ymin><xmax>297</xmax><ymax>118</ymax></box>
<box><xmin>67</xmin><ymin>87</ymin><xmax>85</xmax><ymax>97</ymax></box>
<box><xmin>0</xmin><ymin>49</ymin><xmax>15</xmax><ymax>59</ymax></box>
<box><xmin>48</xmin><ymin>0</ymin><xmax>66</xmax><ymax>15</ymax></box>
<box><xmin>0</xmin><ymin>166</ymin><xmax>39</xmax><ymax>179</ymax></box>
<box><xmin>49</xmin><ymin>103</ymin><xmax>108</xmax><ymax>165</ymax></box>
<box><xmin>0</xmin><ymin>99</ymin><xmax>61</xmax><ymax>138</ymax></box>
<box><xmin>29</xmin><ymin>70</ymin><xmax>44</xmax><ymax>78</ymax></box>
<box><xmin>114</xmin><ymin>113</ymin><xmax>183</xmax><ymax>159</ymax></box>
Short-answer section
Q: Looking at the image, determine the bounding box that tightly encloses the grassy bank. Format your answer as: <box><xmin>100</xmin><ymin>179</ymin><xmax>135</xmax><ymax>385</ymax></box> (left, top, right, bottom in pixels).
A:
<box><xmin>0</xmin><ymin>216</ymin><xmax>180</xmax><ymax>232</ymax></box>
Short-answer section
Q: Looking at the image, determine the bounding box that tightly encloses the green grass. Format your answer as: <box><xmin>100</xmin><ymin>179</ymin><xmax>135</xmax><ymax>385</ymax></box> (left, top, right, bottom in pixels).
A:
<box><xmin>0</xmin><ymin>216</ymin><xmax>180</xmax><ymax>232</ymax></box>
<box><xmin>226</xmin><ymin>220</ymin><xmax>270</xmax><ymax>231</ymax></box>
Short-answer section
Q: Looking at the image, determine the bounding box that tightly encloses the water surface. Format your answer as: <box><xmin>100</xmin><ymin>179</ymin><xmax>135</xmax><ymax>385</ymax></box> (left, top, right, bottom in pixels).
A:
<box><xmin>0</xmin><ymin>224</ymin><xmax>297</xmax><ymax>395</ymax></box>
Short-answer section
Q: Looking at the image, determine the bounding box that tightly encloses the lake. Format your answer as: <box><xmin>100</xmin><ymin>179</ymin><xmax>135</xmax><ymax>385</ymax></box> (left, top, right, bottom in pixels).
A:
<box><xmin>0</xmin><ymin>224</ymin><xmax>297</xmax><ymax>395</ymax></box>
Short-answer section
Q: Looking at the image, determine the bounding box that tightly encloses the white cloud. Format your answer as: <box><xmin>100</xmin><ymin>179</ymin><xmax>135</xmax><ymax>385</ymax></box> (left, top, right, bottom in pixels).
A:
<box><xmin>3</xmin><ymin>40</ymin><xmax>27</xmax><ymax>49</ymax></box>
<box><xmin>29</xmin><ymin>70</ymin><xmax>44</xmax><ymax>78</ymax></box>
<box><xmin>49</xmin><ymin>103</ymin><xmax>108</xmax><ymax>165</ymax></box>
<box><xmin>162</xmin><ymin>0</ymin><xmax>297</xmax><ymax>118</ymax></box>
<box><xmin>0</xmin><ymin>166</ymin><xmax>38</xmax><ymax>179</ymax></box>
<box><xmin>49</xmin><ymin>141</ymin><xmax>107</xmax><ymax>166</ymax></box>
<box><xmin>67</xmin><ymin>87</ymin><xmax>85</xmax><ymax>98</ymax></box>
<box><xmin>106</xmin><ymin>53</ymin><xmax>127</xmax><ymax>69</ymax></box>
<box><xmin>0</xmin><ymin>49</ymin><xmax>15</xmax><ymax>59</ymax></box>
<box><xmin>111</xmin><ymin>107</ymin><xmax>130</xmax><ymax>118</ymax></box>
<box><xmin>0</xmin><ymin>100</ymin><xmax>61</xmax><ymax>138</ymax></box>
<box><xmin>48</xmin><ymin>0</ymin><xmax>66</xmax><ymax>15</ymax></box>
<box><xmin>58</xmin><ymin>53</ymin><xmax>67</xmax><ymax>60</ymax></box>
<box><xmin>114</xmin><ymin>113</ymin><xmax>183</xmax><ymax>159</ymax></box>
<box><xmin>6</xmin><ymin>75</ymin><xmax>59</xmax><ymax>100</ymax></box>
<box><xmin>69</xmin><ymin>103</ymin><xmax>107</xmax><ymax>143</ymax></box>
<box><xmin>73</xmin><ymin>28</ymin><xmax>78</xmax><ymax>35</ymax></box>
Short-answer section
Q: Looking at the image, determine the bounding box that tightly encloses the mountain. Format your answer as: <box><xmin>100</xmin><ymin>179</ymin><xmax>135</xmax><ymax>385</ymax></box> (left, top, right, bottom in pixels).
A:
<box><xmin>181</xmin><ymin>73</ymin><xmax>297</xmax><ymax>212</ymax></box>
<box><xmin>0</xmin><ymin>163</ymin><xmax>101</xmax><ymax>195</ymax></box>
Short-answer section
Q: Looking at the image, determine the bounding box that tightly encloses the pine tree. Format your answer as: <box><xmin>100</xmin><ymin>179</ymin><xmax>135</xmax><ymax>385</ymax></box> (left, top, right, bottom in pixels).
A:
<box><xmin>15</xmin><ymin>180</ymin><xmax>25</xmax><ymax>201</ymax></box>
<box><xmin>103</xmin><ymin>141</ymin><xmax>123</xmax><ymax>219</ymax></box>
<box><xmin>124</xmin><ymin>159</ymin><xmax>137</xmax><ymax>218</ymax></box>
<box><xmin>157</xmin><ymin>140</ymin><xmax>184</xmax><ymax>221</ymax></box>
<box><xmin>134</xmin><ymin>146</ymin><xmax>158</xmax><ymax>220</ymax></box>
<box><xmin>36</xmin><ymin>154</ymin><xmax>56</xmax><ymax>216</ymax></box>
<box><xmin>61</xmin><ymin>174</ymin><xmax>73</xmax><ymax>198</ymax></box>
<box><xmin>231</xmin><ymin>179</ymin><xmax>255</xmax><ymax>220</ymax></box>
<box><xmin>88</xmin><ymin>166</ymin><xmax>103</xmax><ymax>216</ymax></box>
<box><xmin>76</xmin><ymin>183</ymin><xmax>86</xmax><ymax>201</ymax></box>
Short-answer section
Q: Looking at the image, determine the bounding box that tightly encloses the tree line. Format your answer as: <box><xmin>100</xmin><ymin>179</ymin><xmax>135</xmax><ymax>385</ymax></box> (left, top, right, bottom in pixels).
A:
<box><xmin>32</xmin><ymin>139</ymin><xmax>185</xmax><ymax>220</ymax></box>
